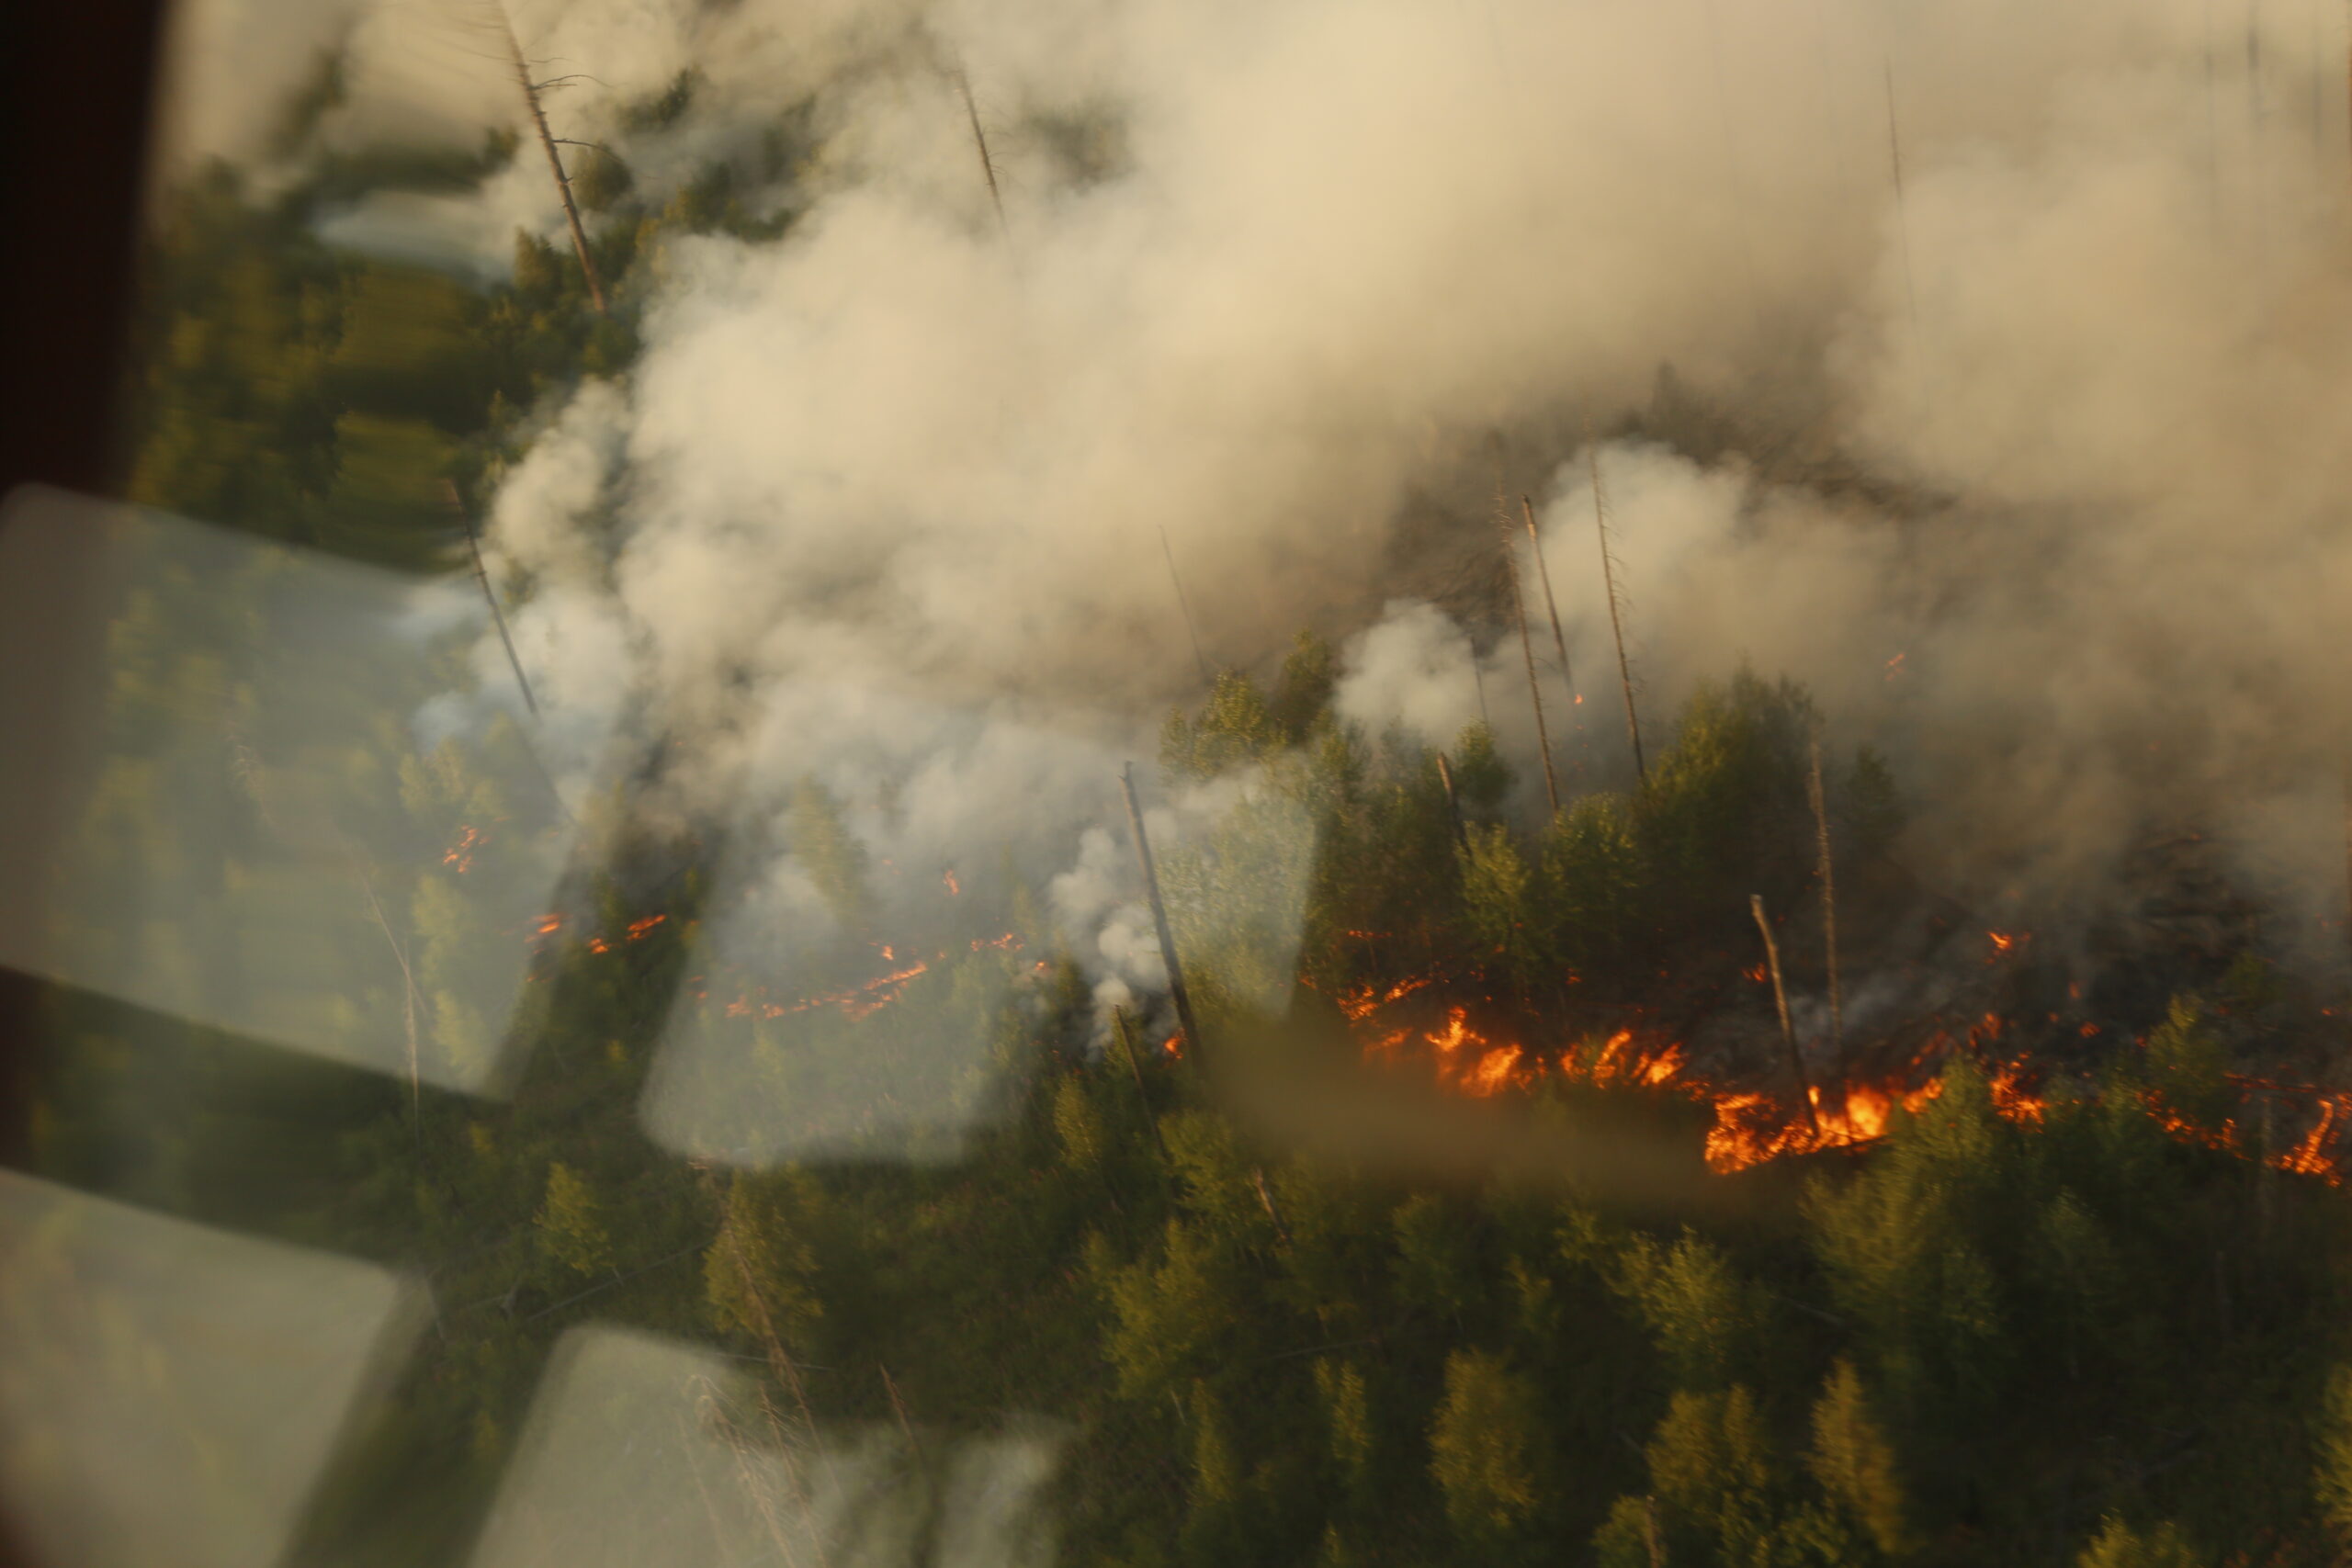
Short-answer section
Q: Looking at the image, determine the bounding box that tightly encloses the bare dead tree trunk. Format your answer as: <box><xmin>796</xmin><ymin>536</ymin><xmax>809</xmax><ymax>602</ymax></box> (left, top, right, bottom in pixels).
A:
<box><xmin>1121</xmin><ymin>764</ymin><xmax>1204</xmax><ymax>1067</ymax></box>
<box><xmin>1506</xmin><ymin>550</ymin><xmax>1560</xmax><ymax>818</ymax></box>
<box><xmin>1808</xmin><ymin>725</ymin><xmax>1844</xmax><ymax>1082</ymax></box>
<box><xmin>503</xmin><ymin>9</ymin><xmax>606</xmax><ymax>315</ymax></box>
<box><xmin>950</xmin><ymin>64</ymin><xmax>1011</xmax><ymax>242</ymax></box>
<box><xmin>1752</xmin><ymin>894</ymin><xmax>1820</xmax><ymax>1134</ymax></box>
<box><xmin>1521</xmin><ymin>492</ymin><xmax>1581</xmax><ymax>784</ymax></box>
<box><xmin>1521</xmin><ymin>493</ymin><xmax>1575</xmax><ymax>698</ymax></box>
<box><xmin>1435</xmin><ymin>751</ymin><xmax>1469</xmax><ymax>852</ymax></box>
<box><xmin>1498</xmin><ymin>476</ymin><xmax>1560</xmax><ymax>815</ymax></box>
<box><xmin>1590</xmin><ymin>446</ymin><xmax>1646</xmax><ymax>783</ymax></box>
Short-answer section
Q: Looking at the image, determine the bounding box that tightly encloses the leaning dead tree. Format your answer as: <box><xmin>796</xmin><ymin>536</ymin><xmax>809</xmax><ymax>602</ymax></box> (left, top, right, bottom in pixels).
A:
<box><xmin>1521</xmin><ymin>493</ymin><xmax>1575</xmax><ymax>703</ymax></box>
<box><xmin>949</xmin><ymin>62</ymin><xmax>1011</xmax><ymax>242</ymax></box>
<box><xmin>1882</xmin><ymin>59</ymin><xmax>1918</xmax><ymax>327</ymax></box>
<box><xmin>444</xmin><ymin>480</ymin><xmax>538</xmax><ymax>717</ymax></box>
<box><xmin>1589</xmin><ymin>445</ymin><xmax>1646</xmax><ymax>783</ymax></box>
<box><xmin>1121</xmin><ymin>764</ymin><xmax>1204</xmax><ymax>1066</ymax></box>
<box><xmin>501</xmin><ymin>6</ymin><xmax>606</xmax><ymax>315</ymax></box>
<box><xmin>1751</xmin><ymin>894</ymin><xmax>1820</xmax><ymax>1135</ymax></box>
<box><xmin>1498</xmin><ymin>474</ymin><xmax>1561</xmax><ymax>815</ymax></box>
<box><xmin>441</xmin><ymin>480</ymin><xmax>576</xmax><ymax>824</ymax></box>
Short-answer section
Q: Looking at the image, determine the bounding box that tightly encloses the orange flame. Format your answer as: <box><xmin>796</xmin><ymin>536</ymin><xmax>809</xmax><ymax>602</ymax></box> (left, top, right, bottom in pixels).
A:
<box><xmin>442</xmin><ymin>825</ymin><xmax>484</xmax><ymax>874</ymax></box>
<box><xmin>2274</xmin><ymin>1098</ymin><xmax>2348</xmax><ymax>1183</ymax></box>
<box><xmin>943</xmin><ymin>869</ymin><xmax>961</xmax><ymax>896</ymax></box>
<box><xmin>1338</xmin><ymin>975</ymin><xmax>1435</xmax><ymax>1021</ymax></box>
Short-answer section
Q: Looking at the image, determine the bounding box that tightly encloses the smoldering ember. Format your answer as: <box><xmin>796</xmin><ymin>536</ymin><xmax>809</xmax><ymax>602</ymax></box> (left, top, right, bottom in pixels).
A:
<box><xmin>17</xmin><ymin>0</ymin><xmax>2352</xmax><ymax>1563</ymax></box>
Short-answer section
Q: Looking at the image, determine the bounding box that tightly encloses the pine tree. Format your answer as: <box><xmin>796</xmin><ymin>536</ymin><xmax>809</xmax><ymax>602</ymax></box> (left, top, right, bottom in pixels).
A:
<box><xmin>1460</xmin><ymin>823</ymin><xmax>1543</xmax><ymax>994</ymax></box>
<box><xmin>1161</xmin><ymin>671</ymin><xmax>1284</xmax><ymax>782</ymax></box>
<box><xmin>1313</xmin><ymin>1358</ymin><xmax>1375</xmax><ymax>1492</ymax></box>
<box><xmin>702</xmin><ymin>1168</ymin><xmax>823</xmax><ymax>1353</ymax></box>
<box><xmin>1429</xmin><ymin>1349</ymin><xmax>1546</xmax><ymax>1539</ymax></box>
<box><xmin>1451</xmin><ymin>720</ymin><xmax>1510</xmax><ymax>816</ymax></box>
<box><xmin>1271</xmin><ymin>630</ymin><xmax>1338</xmax><ymax>739</ymax></box>
<box><xmin>1612</xmin><ymin>1229</ymin><xmax>1770</xmax><ymax>1392</ymax></box>
<box><xmin>1643</xmin><ymin>1385</ymin><xmax>1781</xmax><ymax>1560</ymax></box>
<box><xmin>1807</xmin><ymin>1359</ymin><xmax>1910</xmax><ymax>1557</ymax></box>
<box><xmin>537</xmin><ymin>1162</ymin><xmax>614</xmax><ymax>1277</ymax></box>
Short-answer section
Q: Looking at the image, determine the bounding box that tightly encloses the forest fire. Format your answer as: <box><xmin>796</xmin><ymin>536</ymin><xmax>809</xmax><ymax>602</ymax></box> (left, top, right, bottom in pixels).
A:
<box><xmin>711</xmin><ymin>931</ymin><xmax>1027</xmax><ymax>1022</ymax></box>
<box><xmin>442</xmin><ymin>824</ymin><xmax>483</xmax><ymax>873</ymax></box>
<box><xmin>1335</xmin><ymin>985</ymin><xmax>2352</xmax><ymax>1181</ymax></box>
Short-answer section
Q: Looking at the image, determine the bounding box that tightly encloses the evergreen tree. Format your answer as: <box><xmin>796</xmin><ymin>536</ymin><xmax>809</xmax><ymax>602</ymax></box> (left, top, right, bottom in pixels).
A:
<box><xmin>537</xmin><ymin>1162</ymin><xmax>615</xmax><ymax>1277</ymax></box>
<box><xmin>1611</xmin><ymin>1229</ymin><xmax>1770</xmax><ymax>1392</ymax></box>
<box><xmin>1429</xmin><ymin>1349</ymin><xmax>1545</xmax><ymax>1540</ymax></box>
<box><xmin>702</xmin><ymin>1168</ymin><xmax>823</xmax><ymax>1353</ymax></box>
<box><xmin>1313</xmin><ymin>1358</ymin><xmax>1376</xmax><ymax>1494</ymax></box>
<box><xmin>1271</xmin><ymin>630</ymin><xmax>1338</xmax><ymax>739</ymax></box>
<box><xmin>1451</xmin><ymin>720</ymin><xmax>1510</xmax><ymax>817</ymax></box>
<box><xmin>1161</xmin><ymin>672</ymin><xmax>1284</xmax><ymax>782</ymax></box>
<box><xmin>1807</xmin><ymin>1359</ymin><xmax>1911</xmax><ymax>1558</ymax></box>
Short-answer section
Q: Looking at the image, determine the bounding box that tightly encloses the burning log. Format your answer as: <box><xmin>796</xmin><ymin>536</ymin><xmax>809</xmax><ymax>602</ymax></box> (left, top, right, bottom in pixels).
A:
<box><xmin>1808</xmin><ymin>726</ymin><xmax>1843</xmax><ymax>1080</ymax></box>
<box><xmin>1589</xmin><ymin>446</ymin><xmax>1646</xmax><ymax>784</ymax></box>
<box><xmin>1120</xmin><ymin>763</ymin><xmax>1205</xmax><ymax>1067</ymax></box>
<box><xmin>501</xmin><ymin>6</ymin><xmax>606</xmax><ymax>316</ymax></box>
<box><xmin>1750</xmin><ymin>894</ymin><xmax>1820</xmax><ymax>1135</ymax></box>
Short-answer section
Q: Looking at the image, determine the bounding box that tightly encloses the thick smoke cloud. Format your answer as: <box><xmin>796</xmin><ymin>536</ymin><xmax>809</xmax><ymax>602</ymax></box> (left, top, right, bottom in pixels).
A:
<box><xmin>175</xmin><ymin>0</ymin><xmax>2352</xmax><ymax>987</ymax></box>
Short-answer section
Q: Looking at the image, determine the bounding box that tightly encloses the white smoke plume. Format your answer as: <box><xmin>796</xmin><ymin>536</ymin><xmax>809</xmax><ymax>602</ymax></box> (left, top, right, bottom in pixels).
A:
<box><xmin>165</xmin><ymin>0</ymin><xmax>2352</xmax><ymax>988</ymax></box>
